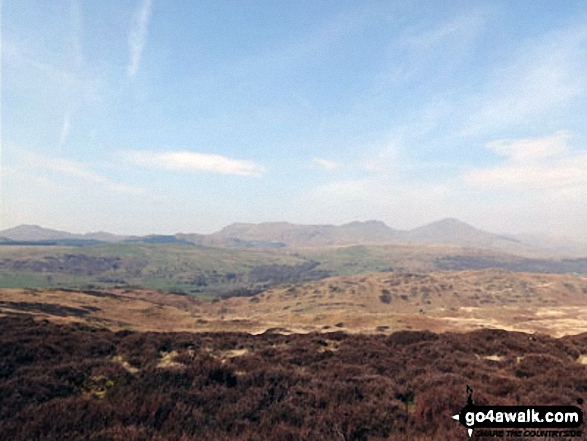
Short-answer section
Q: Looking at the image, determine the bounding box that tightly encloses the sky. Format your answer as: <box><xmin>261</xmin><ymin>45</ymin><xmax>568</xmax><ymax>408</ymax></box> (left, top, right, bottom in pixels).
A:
<box><xmin>1</xmin><ymin>0</ymin><xmax>587</xmax><ymax>240</ymax></box>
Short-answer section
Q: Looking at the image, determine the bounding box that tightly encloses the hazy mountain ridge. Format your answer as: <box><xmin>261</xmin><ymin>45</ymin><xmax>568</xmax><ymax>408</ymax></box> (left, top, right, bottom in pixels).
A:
<box><xmin>0</xmin><ymin>225</ymin><xmax>128</xmax><ymax>243</ymax></box>
<box><xmin>208</xmin><ymin>220</ymin><xmax>400</xmax><ymax>247</ymax></box>
<box><xmin>208</xmin><ymin>218</ymin><xmax>586</xmax><ymax>256</ymax></box>
<box><xmin>0</xmin><ymin>225</ymin><xmax>80</xmax><ymax>242</ymax></box>
<box><xmin>400</xmin><ymin>218</ymin><xmax>517</xmax><ymax>243</ymax></box>
<box><xmin>1</xmin><ymin>219</ymin><xmax>586</xmax><ymax>257</ymax></box>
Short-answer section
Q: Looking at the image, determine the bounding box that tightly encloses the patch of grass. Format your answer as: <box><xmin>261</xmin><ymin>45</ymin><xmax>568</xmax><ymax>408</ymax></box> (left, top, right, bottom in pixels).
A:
<box><xmin>0</xmin><ymin>244</ymin><xmax>313</xmax><ymax>296</ymax></box>
<box><xmin>0</xmin><ymin>271</ymin><xmax>54</xmax><ymax>288</ymax></box>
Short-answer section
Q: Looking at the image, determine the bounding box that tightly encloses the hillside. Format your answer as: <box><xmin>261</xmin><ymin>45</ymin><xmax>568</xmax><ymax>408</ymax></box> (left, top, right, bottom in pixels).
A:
<box><xmin>0</xmin><ymin>243</ymin><xmax>317</xmax><ymax>296</ymax></box>
<box><xmin>3</xmin><ymin>315</ymin><xmax>587</xmax><ymax>440</ymax></box>
<box><xmin>2</xmin><ymin>269</ymin><xmax>586</xmax><ymax>337</ymax></box>
<box><xmin>399</xmin><ymin>218</ymin><xmax>530</xmax><ymax>252</ymax></box>
<box><xmin>0</xmin><ymin>242</ymin><xmax>585</xmax><ymax>296</ymax></box>
<box><xmin>208</xmin><ymin>220</ymin><xmax>400</xmax><ymax>247</ymax></box>
<box><xmin>0</xmin><ymin>225</ymin><xmax>80</xmax><ymax>241</ymax></box>
<box><xmin>0</xmin><ymin>225</ymin><xmax>127</xmax><ymax>243</ymax></box>
<box><xmin>218</xmin><ymin>269</ymin><xmax>587</xmax><ymax>336</ymax></box>
<box><xmin>217</xmin><ymin>218</ymin><xmax>584</xmax><ymax>256</ymax></box>
<box><xmin>3</xmin><ymin>218</ymin><xmax>586</xmax><ymax>256</ymax></box>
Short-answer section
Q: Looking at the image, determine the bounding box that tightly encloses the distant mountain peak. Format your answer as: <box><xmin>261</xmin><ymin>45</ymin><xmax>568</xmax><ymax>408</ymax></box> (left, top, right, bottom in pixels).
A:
<box><xmin>209</xmin><ymin>219</ymin><xmax>398</xmax><ymax>247</ymax></box>
<box><xmin>0</xmin><ymin>224</ymin><xmax>127</xmax><ymax>243</ymax></box>
<box><xmin>9</xmin><ymin>224</ymin><xmax>48</xmax><ymax>231</ymax></box>
<box><xmin>343</xmin><ymin>220</ymin><xmax>389</xmax><ymax>227</ymax></box>
<box><xmin>409</xmin><ymin>218</ymin><xmax>485</xmax><ymax>233</ymax></box>
<box><xmin>0</xmin><ymin>224</ymin><xmax>78</xmax><ymax>241</ymax></box>
<box><xmin>401</xmin><ymin>218</ymin><xmax>526</xmax><ymax>251</ymax></box>
<box><xmin>1</xmin><ymin>218</ymin><xmax>583</xmax><ymax>256</ymax></box>
<box><xmin>425</xmin><ymin>217</ymin><xmax>471</xmax><ymax>227</ymax></box>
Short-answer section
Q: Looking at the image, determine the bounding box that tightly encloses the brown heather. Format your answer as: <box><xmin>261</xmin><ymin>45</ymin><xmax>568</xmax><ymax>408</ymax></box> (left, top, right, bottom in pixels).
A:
<box><xmin>1</xmin><ymin>316</ymin><xmax>587</xmax><ymax>440</ymax></box>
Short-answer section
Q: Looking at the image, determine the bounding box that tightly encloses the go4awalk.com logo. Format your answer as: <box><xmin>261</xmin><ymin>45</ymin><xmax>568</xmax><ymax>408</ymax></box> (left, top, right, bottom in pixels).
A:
<box><xmin>451</xmin><ymin>386</ymin><xmax>583</xmax><ymax>439</ymax></box>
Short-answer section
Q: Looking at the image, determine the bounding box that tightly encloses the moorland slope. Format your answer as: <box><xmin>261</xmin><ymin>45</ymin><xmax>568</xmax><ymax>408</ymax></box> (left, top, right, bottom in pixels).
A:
<box><xmin>1</xmin><ymin>315</ymin><xmax>586</xmax><ymax>441</ymax></box>
<box><xmin>1</xmin><ymin>269</ymin><xmax>586</xmax><ymax>337</ymax></box>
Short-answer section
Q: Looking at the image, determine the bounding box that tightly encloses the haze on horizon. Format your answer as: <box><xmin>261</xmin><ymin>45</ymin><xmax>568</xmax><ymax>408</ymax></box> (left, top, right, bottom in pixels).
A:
<box><xmin>2</xmin><ymin>0</ymin><xmax>587</xmax><ymax>240</ymax></box>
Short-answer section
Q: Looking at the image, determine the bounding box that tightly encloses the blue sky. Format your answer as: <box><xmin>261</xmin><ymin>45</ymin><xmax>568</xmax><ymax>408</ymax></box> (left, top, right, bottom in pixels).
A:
<box><xmin>2</xmin><ymin>0</ymin><xmax>587</xmax><ymax>239</ymax></box>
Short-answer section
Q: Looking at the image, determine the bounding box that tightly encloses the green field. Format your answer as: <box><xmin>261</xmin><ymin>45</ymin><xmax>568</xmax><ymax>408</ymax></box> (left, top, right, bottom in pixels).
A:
<box><xmin>0</xmin><ymin>244</ymin><xmax>314</xmax><ymax>295</ymax></box>
<box><xmin>0</xmin><ymin>242</ymin><xmax>584</xmax><ymax>297</ymax></box>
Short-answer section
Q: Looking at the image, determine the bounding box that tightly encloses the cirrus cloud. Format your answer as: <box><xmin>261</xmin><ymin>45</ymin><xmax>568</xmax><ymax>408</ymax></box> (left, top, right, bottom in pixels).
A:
<box><xmin>124</xmin><ymin>150</ymin><xmax>266</xmax><ymax>177</ymax></box>
<box><xmin>127</xmin><ymin>0</ymin><xmax>152</xmax><ymax>80</ymax></box>
<box><xmin>464</xmin><ymin>132</ymin><xmax>587</xmax><ymax>189</ymax></box>
<box><xmin>20</xmin><ymin>151</ymin><xmax>146</xmax><ymax>195</ymax></box>
<box><xmin>312</xmin><ymin>157</ymin><xmax>341</xmax><ymax>171</ymax></box>
<box><xmin>484</xmin><ymin>131</ymin><xmax>571</xmax><ymax>161</ymax></box>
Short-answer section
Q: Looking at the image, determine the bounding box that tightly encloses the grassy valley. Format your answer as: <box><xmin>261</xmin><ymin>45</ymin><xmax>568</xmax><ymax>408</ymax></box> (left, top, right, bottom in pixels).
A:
<box><xmin>0</xmin><ymin>242</ymin><xmax>586</xmax><ymax>298</ymax></box>
<box><xmin>0</xmin><ymin>244</ymin><xmax>317</xmax><ymax>296</ymax></box>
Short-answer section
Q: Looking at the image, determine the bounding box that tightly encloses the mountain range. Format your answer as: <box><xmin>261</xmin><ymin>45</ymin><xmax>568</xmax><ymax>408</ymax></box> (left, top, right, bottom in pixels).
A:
<box><xmin>1</xmin><ymin>219</ymin><xmax>586</xmax><ymax>257</ymax></box>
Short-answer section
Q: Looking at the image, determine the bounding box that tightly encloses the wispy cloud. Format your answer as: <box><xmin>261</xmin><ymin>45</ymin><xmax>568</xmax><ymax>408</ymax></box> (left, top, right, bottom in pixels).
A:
<box><xmin>484</xmin><ymin>131</ymin><xmax>570</xmax><ymax>161</ymax></box>
<box><xmin>5</xmin><ymin>32</ymin><xmax>101</xmax><ymax>98</ymax></box>
<box><xmin>371</xmin><ymin>9</ymin><xmax>487</xmax><ymax>97</ymax></box>
<box><xmin>25</xmin><ymin>152</ymin><xmax>145</xmax><ymax>195</ymax></box>
<box><xmin>462</xmin><ymin>25</ymin><xmax>587</xmax><ymax>134</ymax></box>
<box><xmin>464</xmin><ymin>132</ymin><xmax>587</xmax><ymax>190</ymax></box>
<box><xmin>312</xmin><ymin>157</ymin><xmax>340</xmax><ymax>171</ymax></box>
<box><xmin>223</xmin><ymin>3</ymin><xmax>374</xmax><ymax>88</ymax></box>
<box><xmin>127</xmin><ymin>0</ymin><xmax>152</xmax><ymax>80</ymax></box>
<box><xmin>359</xmin><ymin>140</ymin><xmax>400</xmax><ymax>173</ymax></box>
<box><xmin>124</xmin><ymin>150</ymin><xmax>266</xmax><ymax>177</ymax></box>
<box><xmin>318</xmin><ymin>179</ymin><xmax>369</xmax><ymax>200</ymax></box>
<box><xmin>58</xmin><ymin>113</ymin><xmax>71</xmax><ymax>148</ymax></box>
<box><xmin>400</xmin><ymin>9</ymin><xmax>486</xmax><ymax>50</ymax></box>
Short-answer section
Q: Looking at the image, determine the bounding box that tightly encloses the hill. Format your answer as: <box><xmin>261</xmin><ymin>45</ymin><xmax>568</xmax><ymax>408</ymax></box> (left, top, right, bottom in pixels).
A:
<box><xmin>218</xmin><ymin>269</ymin><xmax>587</xmax><ymax>336</ymax></box>
<box><xmin>207</xmin><ymin>220</ymin><xmax>399</xmax><ymax>247</ymax></box>
<box><xmin>0</xmin><ymin>242</ymin><xmax>585</xmax><ymax>295</ymax></box>
<box><xmin>0</xmin><ymin>225</ymin><xmax>80</xmax><ymax>241</ymax></box>
<box><xmin>399</xmin><ymin>218</ymin><xmax>523</xmax><ymax>249</ymax></box>
<box><xmin>0</xmin><ymin>242</ymin><xmax>371</xmax><ymax>294</ymax></box>
<box><xmin>0</xmin><ymin>225</ymin><xmax>127</xmax><ymax>244</ymax></box>
<box><xmin>2</xmin><ymin>219</ymin><xmax>587</xmax><ymax>256</ymax></box>
<box><xmin>2</xmin><ymin>269</ymin><xmax>586</xmax><ymax>337</ymax></box>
